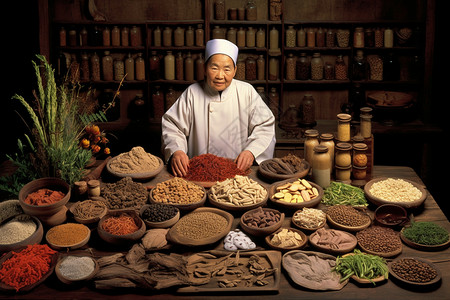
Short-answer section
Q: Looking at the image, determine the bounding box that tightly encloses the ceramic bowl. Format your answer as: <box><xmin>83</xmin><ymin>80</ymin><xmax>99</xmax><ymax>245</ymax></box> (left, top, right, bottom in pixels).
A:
<box><xmin>364</xmin><ymin>177</ymin><xmax>427</xmax><ymax>209</ymax></box>
<box><xmin>207</xmin><ymin>183</ymin><xmax>269</xmax><ymax>212</ymax></box>
<box><xmin>149</xmin><ymin>182</ymin><xmax>207</xmax><ymax>211</ymax></box>
<box><xmin>309</xmin><ymin>228</ymin><xmax>357</xmax><ymax>255</ymax></box>
<box><xmin>166</xmin><ymin>207</ymin><xmax>233</xmax><ymax>247</ymax></box>
<box><xmin>374</xmin><ymin>204</ymin><xmax>408</xmax><ymax>227</ymax></box>
<box><xmin>46</xmin><ymin>223</ymin><xmax>91</xmax><ymax>250</ymax></box>
<box><xmin>265</xmin><ymin>227</ymin><xmax>307</xmax><ymax>251</ymax></box>
<box><xmin>69</xmin><ymin>200</ymin><xmax>108</xmax><ymax>224</ymax></box>
<box><xmin>55</xmin><ymin>254</ymin><xmax>99</xmax><ymax>284</ymax></box>
<box><xmin>97</xmin><ymin>209</ymin><xmax>146</xmax><ymax>245</ymax></box>
<box><xmin>240</xmin><ymin>207</ymin><xmax>285</xmax><ymax>237</ymax></box>
<box><xmin>268</xmin><ymin>179</ymin><xmax>323</xmax><ymax>210</ymax></box>
<box><xmin>140</xmin><ymin>204</ymin><xmax>180</xmax><ymax>228</ymax></box>
<box><xmin>342</xmin><ymin>253</ymin><xmax>388</xmax><ymax>284</ymax></box>
<box><xmin>258</xmin><ymin>159</ymin><xmax>310</xmax><ymax>182</ymax></box>
<box><xmin>38</xmin><ymin>206</ymin><xmax>68</xmax><ymax>227</ymax></box>
<box><xmin>0</xmin><ymin>214</ymin><xmax>44</xmax><ymax>253</ymax></box>
<box><xmin>291</xmin><ymin>208</ymin><xmax>327</xmax><ymax>233</ymax></box>
<box><xmin>0</xmin><ymin>246</ymin><xmax>58</xmax><ymax>293</ymax></box>
<box><xmin>18</xmin><ymin>177</ymin><xmax>71</xmax><ymax>216</ymax></box>
<box><xmin>388</xmin><ymin>257</ymin><xmax>442</xmax><ymax>287</ymax></box>
<box><xmin>106</xmin><ymin>155</ymin><xmax>164</xmax><ymax>180</ymax></box>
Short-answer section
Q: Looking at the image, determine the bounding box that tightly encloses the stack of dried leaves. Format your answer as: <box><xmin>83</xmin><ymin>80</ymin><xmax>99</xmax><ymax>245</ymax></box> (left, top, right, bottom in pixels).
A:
<box><xmin>93</xmin><ymin>244</ymin><xmax>277</xmax><ymax>290</ymax></box>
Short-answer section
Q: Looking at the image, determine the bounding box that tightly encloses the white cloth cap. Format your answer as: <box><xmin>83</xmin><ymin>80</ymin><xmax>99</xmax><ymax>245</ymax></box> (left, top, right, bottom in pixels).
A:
<box><xmin>205</xmin><ymin>39</ymin><xmax>239</xmax><ymax>65</ymax></box>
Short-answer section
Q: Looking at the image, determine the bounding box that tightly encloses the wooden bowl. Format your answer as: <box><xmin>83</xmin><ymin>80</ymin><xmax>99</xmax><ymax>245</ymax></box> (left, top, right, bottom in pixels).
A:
<box><xmin>207</xmin><ymin>184</ymin><xmax>268</xmax><ymax>212</ymax></box>
<box><xmin>106</xmin><ymin>155</ymin><xmax>164</xmax><ymax>180</ymax></box>
<box><xmin>166</xmin><ymin>207</ymin><xmax>233</xmax><ymax>247</ymax></box>
<box><xmin>55</xmin><ymin>254</ymin><xmax>99</xmax><ymax>284</ymax></box>
<box><xmin>309</xmin><ymin>228</ymin><xmax>357</xmax><ymax>255</ymax></box>
<box><xmin>367</xmin><ymin>91</ymin><xmax>413</xmax><ymax>107</ymax></box>
<box><xmin>265</xmin><ymin>227</ymin><xmax>307</xmax><ymax>251</ymax></box>
<box><xmin>258</xmin><ymin>159</ymin><xmax>310</xmax><ymax>182</ymax></box>
<box><xmin>268</xmin><ymin>179</ymin><xmax>323</xmax><ymax>210</ymax></box>
<box><xmin>18</xmin><ymin>177</ymin><xmax>71</xmax><ymax>216</ymax></box>
<box><xmin>342</xmin><ymin>253</ymin><xmax>388</xmax><ymax>284</ymax></box>
<box><xmin>0</xmin><ymin>215</ymin><xmax>44</xmax><ymax>253</ymax></box>
<box><xmin>327</xmin><ymin>211</ymin><xmax>372</xmax><ymax>232</ymax></box>
<box><xmin>69</xmin><ymin>200</ymin><xmax>108</xmax><ymax>224</ymax></box>
<box><xmin>364</xmin><ymin>177</ymin><xmax>427</xmax><ymax>209</ymax></box>
<box><xmin>291</xmin><ymin>208</ymin><xmax>327</xmax><ymax>233</ymax></box>
<box><xmin>0</xmin><ymin>246</ymin><xmax>58</xmax><ymax>293</ymax></box>
<box><xmin>149</xmin><ymin>184</ymin><xmax>206</xmax><ymax>211</ymax></box>
<box><xmin>46</xmin><ymin>223</ymin><xmax>91</xmax><ymax>250</ymax></box>
<box><xmin>97</xmin><ymin>209</ymin><xmax>146</xmax><ymax>245</ymax></box>
<box><xmin>374</xmin><ymin>204</ymin><xmax>408</xmax><ymax>227</ymax></box>
<box><xmin>388</xmin><ymin>257</ymin><xmax>442</xmax><ymax>287</ymax></box>
<box><xmin>38</xmin><ymin>205</ymin><xmax>68</xmax><ymax>227</ymax></box>
<box><xmin>140</xmin><ymin>204</ymin><xmax>180</xmax><ymax>228</ymax></box>
<box><xmin>400</xmin><ymin>227</ymin><xmax>450</xmax><ymax>251</ymax></box>
<box><xmin>240</xmin><ymin>207</ymin><xmax>285</xmax><ymax>237</ymax></box>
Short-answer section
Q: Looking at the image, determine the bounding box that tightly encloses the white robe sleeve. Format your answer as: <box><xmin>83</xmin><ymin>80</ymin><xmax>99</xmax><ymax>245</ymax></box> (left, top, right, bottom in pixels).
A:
<box><xmin>161</xmin><ymin>88</ymin><xmax>192</xmax><ymax>163</ymax></box>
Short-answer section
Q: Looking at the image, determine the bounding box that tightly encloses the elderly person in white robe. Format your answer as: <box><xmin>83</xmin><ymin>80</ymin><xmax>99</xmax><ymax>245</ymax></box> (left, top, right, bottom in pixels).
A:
<box><xmin>161</xmin><ymin>39</ymin><xmax>276</xmax><ymax>177</ymax></box>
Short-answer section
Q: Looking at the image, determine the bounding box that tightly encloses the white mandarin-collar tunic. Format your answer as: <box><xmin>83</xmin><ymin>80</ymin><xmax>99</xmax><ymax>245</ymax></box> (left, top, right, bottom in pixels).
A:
<box><xmin>161</xmin><ymin>79</ymin><xmax>276</xmax><ymax>164</ymax></box>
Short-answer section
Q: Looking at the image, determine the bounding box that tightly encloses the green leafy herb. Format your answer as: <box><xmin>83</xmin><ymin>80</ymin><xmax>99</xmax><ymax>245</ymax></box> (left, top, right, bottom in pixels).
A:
<box><xmin>403</xmin><ymin>221</ymin><xmax>449</xmax><ymax>245</ymax></box>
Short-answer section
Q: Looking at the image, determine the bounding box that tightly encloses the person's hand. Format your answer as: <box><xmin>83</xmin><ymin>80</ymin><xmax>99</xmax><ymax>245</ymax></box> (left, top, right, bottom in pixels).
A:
<box><xmin>170</xmin><ymin>150</ymin><xmax>189</xmax><ymax>177</ymax></box>
<box><xmin>235</xmin><ymin>150</ymin><xmax>254</xmax><ymax>171</ymax></box>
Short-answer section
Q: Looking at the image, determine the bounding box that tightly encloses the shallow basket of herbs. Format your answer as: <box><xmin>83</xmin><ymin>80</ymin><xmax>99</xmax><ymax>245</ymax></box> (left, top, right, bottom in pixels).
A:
<box><xmin>332</xmin><ymin>249</ymin><xmax>389</xmax><ymax>285</ymax></box>
<box><xmin>400</xmin><ymin>221</ymin><xmax>450</xmax><ymax>251</ymax></box>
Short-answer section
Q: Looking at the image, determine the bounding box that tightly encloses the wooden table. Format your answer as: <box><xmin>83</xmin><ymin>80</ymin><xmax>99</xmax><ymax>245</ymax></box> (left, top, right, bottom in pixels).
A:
<box><xmin>1</xmin><ymin>165</ymin><xmax>449</xmax><ymax>300</ymax></box>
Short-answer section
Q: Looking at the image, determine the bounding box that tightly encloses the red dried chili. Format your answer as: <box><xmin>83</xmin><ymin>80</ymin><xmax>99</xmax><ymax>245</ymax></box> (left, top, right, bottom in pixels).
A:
<box><xmin>0</xmin><ymin>244</ymin><xmax>57</xmax><ymax>291</ymax></box>
<box><xmin>183</xmin><ymin>153</ymin><xmax>249</xmax><ymax>182</ymax></box>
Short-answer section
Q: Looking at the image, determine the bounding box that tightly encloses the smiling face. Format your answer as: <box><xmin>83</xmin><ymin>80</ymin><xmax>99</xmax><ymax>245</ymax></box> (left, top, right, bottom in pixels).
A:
<box><xmin>205</xmin><ymin>54</ymin><xmax>237</xmax><ymax>92</ymax></box>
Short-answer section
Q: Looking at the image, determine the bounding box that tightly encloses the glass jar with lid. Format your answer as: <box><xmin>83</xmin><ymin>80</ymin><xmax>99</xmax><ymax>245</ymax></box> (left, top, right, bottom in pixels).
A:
<box><xmin>326</xmin><ymin>29</ymin><xmax>335</xmax><ymax>47</ymax></box>
<box><xmin>135</xmin><ymin>53</ymin><xmax>145</xmax><ymax>80</ymax></box>
<box><xmin>227</xmin><ymin>27</ymin><xmax>237</xmax><ymax>44</ymax></box>
<box><xmin>336</xmin><ymin>29</ymin><xmax>350</xmax><ymax>47</ymax></box>
<box><xmin>320</xmin><ymin>133</ymin><xmax>335</xmax><ymax>173</ymax></box>
<box><xmin>353</xmin><ymin>50</ymin><xmax>366</xmax><ymax>81</ymax></box>
<box><xmin>324</xmin><ymin>62</ymin><xmax>334</xmax><ymax>80</ymax></box>
<box><xmin>246</xmin><ymin>0</ymin><xmax>257</xmax><ymax>21</ymax></box>
<box><xmin>148</xmin><ymin>51</ymin><xmax>160</xmax><ymax>81</ymax></box>
<box><xmin>256</xmin><ymin>28</ymin><xmax>265</xmax><ymax>48</ymax></box>
<box><xmin>164</xmin><ymin>51</ymin><xmax>175</xmax><ymax>80</ymax></box>
<box><xmin>90</xmin><ymin>52</ymin><xmax>100</xmax><ymax>81</ymax></box>
<box><xmin>195</xmin><ymin>53</ymin><xmax>205</xmax><ymax>81</ymax></box>
<box><xmin>353</xmin><ymin>27</ymin><xmax>364</xmax><ymax>48</ymax></box>
<box><xmin>312</xmin><ymin>145</ymin><xmax>331</xmax><ymax>188</ymax></box>
<box><xmin>235</xmin><ymin>57</ymin><xmax>245</xmax><ymax>80</ymax></box>
<box><xmin>113</xmin><ymin>59</ymin><xmax>124</xmax><ymax>81</ymax></box>
<box><xmin>353</xmin><ymin>143</ymin><xmax>368</xmax><ymax>168</ymax></box>
<box><xmin>297</xmin><ymin>27</ymin><xmax>306</xmax><ymax>47</ymax></box>
<box><xmin>237</xmin><ymin>27</ymin><xmax>246</xmax><ymax>48</ymax></box>
<box><xmin>174</xmin><ymin>26</ymin><xmax>185</xmax><ymax>47</ymax></box>
<box><xmin>125</xmin><ymin>53</ymin><xmax>135</xmax><ymax>81</ymax></box>
<box><xmin>245</xmin><ymin>56</ymin><xmax>257</xmax><ymax>81</ymax></box>
<box><xmin>365</xmin><ymin>28</ymin><xmax>374</xmax><ymax>47</ymax></box>
<box><xmin>335</xmin><ymin>55</ymin><xmax>347</xmax><ymax>80</ymax></box>
<box><xmin>310</xmin><ymin>53</ymin><xmax>324</xmax><ymax>80</ymax></box>
<box><xmin>269</xmin><ymin>57</ymin><xmax>279</xmax><ymax>81</ymax></box>
<box><xmin>184</xmin><ymin>52</ymin><xmax>194</xmax><ymax>81</ymax></box>
<box><xmin>335</xmin><ymin>165</ymin><xmax>352</xmax><ymax>182</ymax></box>
<box><xmin>304</xmin><ymin>129</ymin><xmax>319</xmax><ymax>166</ymax></box>
<box><xmin>257</xmin><ymin>55</ymin><xmax>265</xmax><ymax>80</ymax></box>
<box><xmin>335</xmin><ymin>142</ymin><xmax>352</xmax><ymax>168</ymax></box>
<box><xmin>102</xmin><ymin>51</ymin><xmax>113</xmax><ymax>81</ymax></box>
<box><xmin>214</xmin><ymin>0</ymin><xmax>225</xmax><ymax>20</ymax></box>
<box><xmin>316</xmin><ymin>27</ymin><xmax>325</xmax><ymax>47</ymax></box>
<box><xmin>80</xmin><ymin>53</ymin><xmax>90</xmax><ymax>82</ymax></box>
<box><xmin>285</xmin><ymin>53</ymin><xmax>296</xmax><ymax>80</ymax></box>
<box><xmin>296</xmin><ymin>53</ymin><xmax>309</xmax><ymax>80</ymax></box>
<box><xmin>122</xmin><ymin>26</ymin><xmax>130</xmax><ymax>46</ymax></box>
<box><xmin>299</xmin><ymin>94</ymin><xmax>316</xmax><ymax>126</ymax></box>
<box><xmin>195</xmin><ymin>24</ymin><xmax>204</xmax><ymax>46</ymax></box>
<box><xmin>111</xmin><ymin>26</ymin><xmax>120</xmax><ymax>46</ymax></box>
<box><xmin>360</xmin><ymin>113</ymin><xmax>372</xmax><ymax>138</ymax></box>
<box><xmin>285</xmin><ymin>25</ymin><xmax>296</xmax><ymax>47</ymax></box>
<box><xmin>336</xmin><ymin>113</ymin><xmax>351</xmax><ymax>142</ymax></box>
<box><xmin>246</xmin><ymin>27</ymin><xmax>256</xmax><ymax>47</ymax></box>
